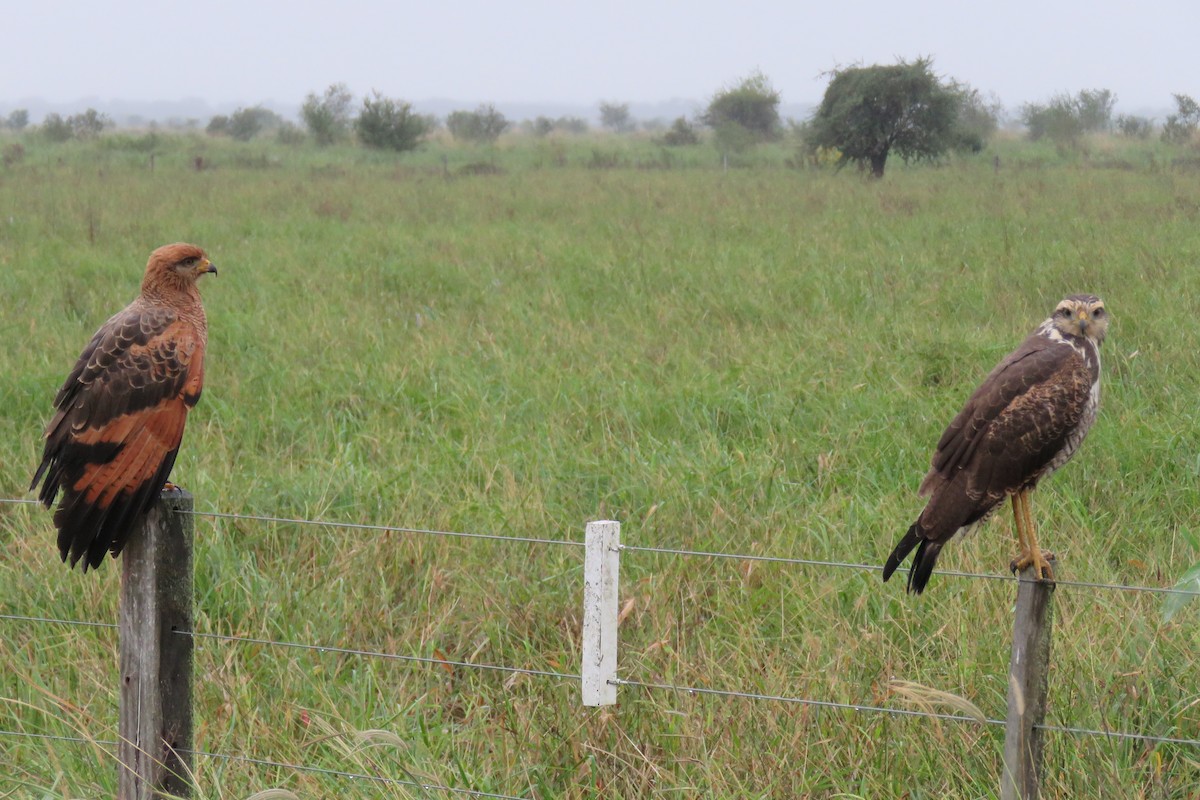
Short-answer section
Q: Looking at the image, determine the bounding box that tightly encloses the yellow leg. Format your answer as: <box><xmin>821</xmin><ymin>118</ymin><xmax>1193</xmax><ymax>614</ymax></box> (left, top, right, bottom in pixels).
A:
<box><xmin>1010</xmin><ymin>493</ymin><xmax>1027</xmax><ymax>562</ymax></box>
<box><xmin>1009</xmin><ymin>490</ymin><xmax>1055</xmax><ymax>581</ymax></box>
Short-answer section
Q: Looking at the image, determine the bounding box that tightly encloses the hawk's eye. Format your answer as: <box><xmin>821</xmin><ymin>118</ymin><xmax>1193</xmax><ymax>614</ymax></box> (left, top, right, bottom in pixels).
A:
<box><xmin>177</xmin><ymin>258</ymin><xmax>196</xmax><ymax>269</ymax></box>
<box><xmin>1092</xmin><ymin>308</ymin><xmax>1105</xmax><ymax>318</ymax></box>
<box><xmin>1057</xmin><ymin>308</ymin><xmax>1071</xmax><ymax>318</ymax></box>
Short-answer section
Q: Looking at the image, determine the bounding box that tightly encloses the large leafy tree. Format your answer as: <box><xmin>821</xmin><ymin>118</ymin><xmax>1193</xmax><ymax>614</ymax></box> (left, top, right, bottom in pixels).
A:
<box><xmin>806</xmin><ymin>58</ymin><xmax>964</xmax><ymax>178</ymax></box>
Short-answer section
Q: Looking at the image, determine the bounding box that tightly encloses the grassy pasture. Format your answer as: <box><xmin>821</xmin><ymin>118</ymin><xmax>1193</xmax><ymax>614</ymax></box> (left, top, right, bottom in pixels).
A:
<box><xmin>1</xmin><ymin>135</ymin><xmax>1200</xmax><ymax>798</ymax></box>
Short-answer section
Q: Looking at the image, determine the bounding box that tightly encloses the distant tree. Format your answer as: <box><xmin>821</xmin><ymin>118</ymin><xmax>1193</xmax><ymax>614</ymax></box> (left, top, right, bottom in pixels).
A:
<box><xmin>6</xmin><ymin>109</ymin><xmax>29</xmax><ymax>132</ymax></box>
<box><xmin>702</xmin><ymin>71</ymin><xmax>781</xmax><ymax>143</ymax></box>
<box><xmin>952</xmin><ymin>85</ymin><xmax>1002</xmax><ymax>151</ymax></box>
<box><xmin>1021</xmin><ymin>94</ymin><xmax>1085</xmax><ymax>147</ymax></box>
<box><xmin>227</xmin><ymin>106</ymin><xmax>282</xmax><ymax>141</ymax></box>
<box><xmin>1115</xmin><ymin>114</ymin><xmax>1154</xmax><ymax>139</ymax></box>
<box><xmin>555</xmin><ymin>116</ymin><xmax>589</xmax><ymax>134</ymax></box>
<box><xmin>529</xmin><ymin>116</ymin><xmax>555</xmax><ymax>137</ymax></box>
<box><xmin>355</xmin><ymin>91</ymin><xmax>430</xmax><ymax>152</ymax></box>
<box><xmin>1075</xmin><ymin>89</ymin><xmax>1116</xmax><ymax>133</ymax></box>
<box><xmin>599</xmin><ymin>101</ymin><xmax>634</xmax><ymax>133</ymax></box>
<box><xmin>659</xmin><ymin>116</ymin><xmax>700</xmax><ymax>146</ymax></box>
<box><xmin>1020</xmin><ymin>89</ymin><xmax>1115</xmax><ymax>147</ymax></box>
<box><xmin>68</xmin><ymin>108</ymin><xmax>110</xmax><ymax>140</ymax></box>
<box><xmin>1162</xmin><ymin>93</ymin><xmax>1199</xmax><ymax>145</ymax></box>
<box><xmin>301</xmin><ymin>83</ymin><xmax>354</xmax><ymax>146</ymax></box>
<box><xmin>805</xmin><ymin>57</ymin><xmax>963</xmax><ymax>178</ymax></box>
<box><xmin>41</xmin><ymin>113</ymin><xmax>73</xmax><ymax>143</ymax></box>
<box><xmin>206</xmin><ymin>115</ymin><xmax>230</xmax><ymax>136</ymax></box>
<box><xmin>446</xmin><ymin>104</ymin><xmax>509</xmax><ymax>144</ymax></box>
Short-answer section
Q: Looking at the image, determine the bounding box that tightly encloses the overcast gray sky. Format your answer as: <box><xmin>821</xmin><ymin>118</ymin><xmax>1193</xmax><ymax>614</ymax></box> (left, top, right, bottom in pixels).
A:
<box><xmin>4</xmin><ymin>0</ymin><xmax>1193</xmax><ymax>114</ymax></box>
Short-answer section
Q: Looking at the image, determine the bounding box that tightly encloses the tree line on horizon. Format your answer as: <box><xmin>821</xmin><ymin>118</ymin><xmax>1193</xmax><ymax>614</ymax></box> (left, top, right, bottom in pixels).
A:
<box><xmin>2</xmin><ymin>58</ymin><xmax>1198</xmax><ymax>178</ymax></box>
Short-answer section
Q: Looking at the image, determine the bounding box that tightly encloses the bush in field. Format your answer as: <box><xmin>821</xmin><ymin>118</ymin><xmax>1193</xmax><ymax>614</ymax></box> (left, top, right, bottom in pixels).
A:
<box><xmin>227</xmin><ymin>106</ymin><xmax>283</xmax><ymax>141</ymax></box>
<box><xmin>806</xmin><ymin>57</ymin><xmax>965</xmax><ymax>178</ymax></box>
<box><xmin>659</xmin><ymin>116</ymin><xmax>700</xmax><ymax>146</ymax></box>
<box><xmin>954</xmin><ymin>86</ymin><xmax>1002</xmax><ymax>152</ymax></box>
<box><xmin>206</xmin><ymin>115</ymin><xmax>230</xmax><ymax>137</ymax></box>
<box><xmin>599</xmin><ymin>101</ymin><xmax>635</xmax><ymax>133</ymax></box>
<box><xmin>1116</xmin><ymin>114</ymin><xmax>1154</xmax><ymax>140</ymax></box>
<box><xmin>702</xmin><ymin>71</ymin><xmax>781</xmax><ymax>143</ymax></box>
<box><xmin>40</xmin><ymin>113</ymin><xmax>73</xmax><ymax>143</ymax></box>
<box><xmin>1162</xmin><ymin>94</ymin><xmax>1199</xmax><ymax>145</ymax></box>
<box><xmin>69</xmin><ymin>108</ymin><xmax>110</xmax><ymax>140</ymax></box>
<box><xmin>446</xmin><ymin>104</ymin><xmax>509</xmax><ymax>144</ymax></box>
<box><xmin>6</xmin><ymin>109</ymin><xmax>29</xmax><ymax>132</ymax></box>
<box><xmin>2</xmin><ymin>143</ymin><xmax>25</xmax><ymax>167</ymax></box>
<box><xmin>355</xmin><ymin>91</ymin><xmax>431</xmax><ymax>152</ymax></box>
<box><xmin>1021</xmin><ymin>89</ymin><xmax>1117</xmax><ymax>148</ymax></box>
<box><xmin>1075</xmin><ymin>89</ymin><xmax>1117</xmax><ymax>133</ymax></box>
<box><xmin>1021</xmin><ymin>95</ymin><xmax>1085</xmax><ymax>147</ymax></box>
<box><xmin>555</xmin><ymin>116</ymin><xmax>589</xmax><ymax>134</ymax></box>
<box><xmin>301</xmin><ymin>83</ymin><xmax>354</xmax><ymax>146</ymax></box>
<box><xmin>526</xmin><ymin>116</ymin><xmax>589</xmax><ymax>137</ymax></box>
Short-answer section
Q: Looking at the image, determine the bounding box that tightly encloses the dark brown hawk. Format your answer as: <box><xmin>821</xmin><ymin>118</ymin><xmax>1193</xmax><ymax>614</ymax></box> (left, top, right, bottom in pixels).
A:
<box><xmin>883</xmin><ymin>294</ymin><xmax>1108</xmax><ymax>594</ymax></box>
<box><xmin>31</xmin><ymin>243</ymin><xmax>217</xmax><ymax>571</ymax></box>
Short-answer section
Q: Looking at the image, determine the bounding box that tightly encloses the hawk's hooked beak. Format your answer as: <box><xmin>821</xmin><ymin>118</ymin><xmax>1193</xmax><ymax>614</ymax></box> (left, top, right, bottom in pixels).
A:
<box><xmin>197</xmin><ymin>258</ymin><xmax>218</xmax><ymax>276</ymax></box>
<box><xmin>1077</xmin><ymin>310</ymin><xmax>1089</xmax><ymax>332</ymax></box>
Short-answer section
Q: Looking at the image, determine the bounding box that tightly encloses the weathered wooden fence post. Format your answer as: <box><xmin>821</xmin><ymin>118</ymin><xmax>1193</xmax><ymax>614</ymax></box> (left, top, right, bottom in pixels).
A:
<box><xmin>1001</xmin><ymin>560</ymin><xmax>1056</xmax><ymax>800</ymax></box>
<box><xmin>119</xmin><ymin>489</ymin><xmax>194</xmax><ymax>799</ymax></box>
<box><xmin>581</xmin><ymin>520</ymin><xmax>620</xmax><ymax>707</ymax></box>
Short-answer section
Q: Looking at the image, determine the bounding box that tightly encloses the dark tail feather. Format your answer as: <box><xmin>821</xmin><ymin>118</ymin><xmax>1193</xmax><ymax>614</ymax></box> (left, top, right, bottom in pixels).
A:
<box><xmin>882</xmin><ymin>524</ymin><xmax>922</xmax><ymax>583</ymax></box>
<box><xmin>906</xmin><ymin>540</ymin><xmax>944</xmax><ymax>594</ymax></box>
<box><xmin>883</xmin><ymin>523</ymin><xmax>945</xmax><ymax>595</ymax></box>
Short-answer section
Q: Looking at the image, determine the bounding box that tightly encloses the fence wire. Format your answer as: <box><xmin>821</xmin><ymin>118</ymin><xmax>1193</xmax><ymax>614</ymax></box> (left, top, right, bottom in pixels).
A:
<box><xmin>184</xmin><ymin>507</ymin><xmax>584</xmax><ymax>549</ymax></box>
<box><xmin>4</xmin><ymin>496</ymin><xmax>1196</xmax><ymax>599</ymax></box>
<box><xmin>5</xmin><ymin>495</ymin><xmax>1200</xmax><ymax>767</ymax></box>
<box><xmin>611</xmin><ymin>678</ymin><xmax>1200</xmax><ymax>748</ymax></box>
<box><xmin>179</xmin><ymin>629</ymin><xmax>581</xmax><ymax>683</ymax></box>
<box><xmin>6</xmin><ymin>612</ymin><xmax>1197</xmax><ymax>750</ymax></box>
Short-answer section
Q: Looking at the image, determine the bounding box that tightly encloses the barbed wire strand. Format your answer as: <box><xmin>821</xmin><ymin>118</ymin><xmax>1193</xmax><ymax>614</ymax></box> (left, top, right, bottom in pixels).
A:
<box><xmin>619</xmin><ymin>543</ymin><xmax>1200</xmax><ymax>597</ymax></box>
<box><xmin>0</xmin><ymin>613</ymin><xmax>116</xmax><ymax>630</ymax></box>
<box><xmin>8</xmin><ymin>616</ymin><xmax>1197</xmax><ymax>748</ymax></box>
<box><xmin>4</xmin><ymin>496</ymin><xmax>1198</xmax><ymax>597</ymax></box>
<box><xmin>614</xmin><ymin>679</ymin><xmax>1200</xmax><ymax>747</ymax></box>
<box><xmin>611</xmin><ymin>677</ymin><xmax>1005</xmax><ymax>726</ymax></box>
<box><xmin>0</xmin><ymin>729</ymin><xmax>527</xmax><ymax>799</ymax></box>
<box><xmin>1035</xmin><ymin>722</ymin><xmax>1200</xmax><ymax>748</ymax></box>
<box><xmin>185</xmin><ymin>508</ymin><xmax>584</xmax><ymax>549</ymax></box>
<box><xmin>178</xmin><ymin>630</ymin><xmax>581</xmax><ymax>682</ymax></box>
<box><xmin>0</xmin><ymin>728</ymin><xmax>113</xmax><ymax>746</ymax></box>
<box><xmin>0</xmin><ymin>498</ymin><xmax>578</xmax><ymax>549</ymax></box>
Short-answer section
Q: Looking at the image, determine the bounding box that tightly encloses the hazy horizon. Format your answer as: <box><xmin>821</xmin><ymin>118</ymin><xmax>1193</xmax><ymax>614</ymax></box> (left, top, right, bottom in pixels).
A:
<box><xmin>3</xmin><ymin>0</ymin><xmax>1193</xmax><ymax>121</ymax></box>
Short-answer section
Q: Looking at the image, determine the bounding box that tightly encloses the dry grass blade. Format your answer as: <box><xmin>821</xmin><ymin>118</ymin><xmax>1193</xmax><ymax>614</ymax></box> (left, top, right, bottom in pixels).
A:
<box><xmin>887</xmin><ymin>679</ymin><xmax>987</xmax><ymax>724</ymax></box>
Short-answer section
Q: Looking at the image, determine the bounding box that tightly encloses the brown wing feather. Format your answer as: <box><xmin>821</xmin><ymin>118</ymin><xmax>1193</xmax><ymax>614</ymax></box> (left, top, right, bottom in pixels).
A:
<box><xmin>31</xmin><ymin>301</ymin><xmax>205</xmax><ymax>570</ymax></box>
<box><xmin>919</xmin><ymin>334</ymin><xmax>1072</xmax><ymax>496</ymax></box>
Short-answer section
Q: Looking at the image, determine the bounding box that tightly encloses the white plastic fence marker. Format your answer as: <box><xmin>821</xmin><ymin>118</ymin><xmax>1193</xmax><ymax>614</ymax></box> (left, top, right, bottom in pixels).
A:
<box><xmin>582</xmin><ymin>520</ymin><xmax>620</xmax><ymax>706</ymax></box>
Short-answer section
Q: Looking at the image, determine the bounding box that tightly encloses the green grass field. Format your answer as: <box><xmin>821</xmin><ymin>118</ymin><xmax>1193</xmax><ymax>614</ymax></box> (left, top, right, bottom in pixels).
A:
<box><xmin>1</xmin><ymin>133</ymin><xmax>1199</xmax><ymax>798</ymax></box>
